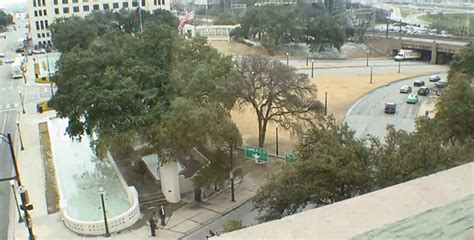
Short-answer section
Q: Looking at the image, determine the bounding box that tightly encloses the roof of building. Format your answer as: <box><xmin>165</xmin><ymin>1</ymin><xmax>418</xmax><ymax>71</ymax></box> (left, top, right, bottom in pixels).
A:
<box><xmin>215</xmin><ymin>162</ymin><xmax>474</xmax><ymax>240</ymax></box>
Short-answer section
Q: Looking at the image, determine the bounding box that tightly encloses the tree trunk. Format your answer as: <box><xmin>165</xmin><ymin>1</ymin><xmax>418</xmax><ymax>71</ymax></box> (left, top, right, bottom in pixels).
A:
<box><xmin>258</xmin><ymin>119</ymin><xmax>268</xmax><ymax>148</ymax></box>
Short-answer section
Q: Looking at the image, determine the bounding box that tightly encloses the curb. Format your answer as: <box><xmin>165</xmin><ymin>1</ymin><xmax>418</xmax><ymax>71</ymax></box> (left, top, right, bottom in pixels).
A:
<box><xmin>177</xmin><ymin>184</ymin><xmax>253</xmax><ymax>239</ymax></box>
<box><xmin>295</xmin><ymin>62</ymin><xmax>423</xmax><ymax>71</ymax></box>
<box><xmin>342</xmin><ymin>72</ymin><xmax>446</xmax><ymax>122</ymax></box>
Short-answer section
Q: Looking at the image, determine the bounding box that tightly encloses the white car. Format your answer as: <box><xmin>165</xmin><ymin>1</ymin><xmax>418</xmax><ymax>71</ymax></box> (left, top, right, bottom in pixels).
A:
<box><xmin>0</xmin><ymin>53</ymin><xmax>5</xmax><ymax>58</ymax></box>
<box><xmin>32</xmin><ymin>49</ymin><xmax>46</xmax><ymax>54</ymax></box>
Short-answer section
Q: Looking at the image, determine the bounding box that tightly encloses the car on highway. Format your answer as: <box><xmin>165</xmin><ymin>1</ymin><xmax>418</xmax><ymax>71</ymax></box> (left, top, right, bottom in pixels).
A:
<box><xmin>406</xmin><ymin>93</ymin><xmax>419</xmax><ymax>104</ymax></box>
<box><xmin>15</xmin><ymin>48</ymin><xmax>24</xmax><ymax>53</ymax></box>
<box><xmin>400</xmin><ymin>85</ymin><xmax>412</xmax><ymax>93</ymax></box>
<box><xmin>417</xmin><ymin>86</ymin><xmax>430</xmax><ymax>96</ymax></box>
<box><xmin>384</xmin><ymin>103</ymin><xmax>397</xmax><ymax>114</ymax></box>
<box><xmin>32</xmin><ymin>49</ymin><xmax>46</xmax><ymax>54</ymax></box>
<box><xmin>413</xmin><ymin>80</ymin><xmax>425</xmax><ymax>87</ymax></box>
<box><xmin>435</xmin><ymin>81</ymin><xmax>448</xmax><ymax>88</ymax></box>
<box><xmin>429</xmin><ymin>75</ymin><xmax>441</xmax><ymax>82</ymax></box>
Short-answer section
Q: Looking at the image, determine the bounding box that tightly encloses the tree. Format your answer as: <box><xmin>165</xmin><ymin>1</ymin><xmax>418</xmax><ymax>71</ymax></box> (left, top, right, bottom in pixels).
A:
<box><xmin>304</xmin><ymin>16</ymin><xmax>345</xmax><ymax>52</ymax></box>
<box><xmin>223</xmin><ymin>219</ymin><xmax>245</xmax><ymax>233</ymax></box>
<box><xmin>449</xmin><ymin>45</ymin><xmax>474</xmax><ymax>78</ymax></box>
<box><xmin>50</xmin><ymin>17</ymin><xmax>98</xmax><ymax>52</ymax></box>
<box><xmin>236</xmin><ymin>56</ymin><xmax>323</xmax><ymax>147</ymax></box>
<box><xmin>253</xmin><ymin>118</ymin><xmax>372</xmax><ymax>221</ymax></box>
<box><xmin>0</xmin><ymin>10</ymin><xmax>13</xmax><ymax>28</ymax></box>
<box><xmin>214</xmin><ymin>11</ymin><xmax>238</xmax><ymax>25</ymax></box>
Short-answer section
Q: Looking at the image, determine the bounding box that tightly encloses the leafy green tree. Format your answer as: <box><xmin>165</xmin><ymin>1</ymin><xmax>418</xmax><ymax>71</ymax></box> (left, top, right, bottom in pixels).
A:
<box><xmin>214</xmin><ymin>11</ymin><xmax>238</xmax><ymax>25</ymax></box>
<box><xmin>253</xmin><ymin>118</ymin><xmax>372</xmax><ymax>221</ymax></box>
<box><xmin>434</xmin><ymin>73</ymin><xmax>474</xmax><ymax>145</ymax></box>
<box><xmin>304</xmin><ymin>16</ymin><xmax>345</xmax><ymax>52</ymax></box>
<box><xmin>236</xmin><ymin>56</ymin><xmax>323</xmax><ymax>147</ymax></box>
<box><xmin>449</xmin><ymin>45</ymin><xmax>474</xmax><ymax>78</ymax></box>
<box><xmin>0</xmin><ymin>10</ymin><xmax>13</xmax><ymax>28</ymax></box>
<box><xmin>49</xmin><ymin>17</ymin><xmax>99</xmax><ymax>52</ymax></box>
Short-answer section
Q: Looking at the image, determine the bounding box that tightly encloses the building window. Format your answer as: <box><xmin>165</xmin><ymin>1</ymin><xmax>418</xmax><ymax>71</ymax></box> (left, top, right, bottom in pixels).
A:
<box><xmin>34</xmin><ymin>11</ymin><xmax>38</xmax><ymax>17</ymax></box>
<box><xmin>63</xmin><ymin>7</ymin><xmax>69</xmax><ymax>13</ymax></box>
<box><xmin>45</xmin><ymin>20</ymin><xmax>49</xmax><ymax>28</ymax></box>
<box><xmin>55</xmin><ymin>8</ymin><xmax>59</xmax><ymax>14</ymax></box>
<box><xmin>132</xmin><ymin>0</ymin><xmax>138</xmax><ymax>7</ymax></box>
<box><xmin>42</xmin><ymin>0</ymin><xmax>45</xmax><ymax>6</ymax></box>
<box><xmin>33</xmin><ymin>0</ymin><xmax>36</xmax><ymax>7</ymax></box>
<box><xmin>83</xmin><ymin>0</ymin><xmax>88</xmax><ymax>2</ymax></box>
<box><xmin>37</xmin><ymin>0</ymin><xmax>41</xmax><ymax>6</ymax></box>
<box><xmin>83</xmin><ymin>5</ymin><xmax>90</xmax><ymax>11</ymax></box>
<box><xmin>113</xmin><ymin>2</ymin><xmax>119</xmax><ymax>9</ymax></box>
<box><xmin>93</xmin><ymin>4</ymin><xmax>99</xmax><ymax>10</ymax></box>
<box><xmin>62</xmin><ymin>0</ymin><xmax>68</xmax><ymax>4</ymax></box>
<box><xmin>122</xmin><ymin>2</ymin><xmax>128</xmax><ymax>8</ymax></box>
<box><xmin>162</xmin><ymin>0</ymin><xmax>165</xmax><ymax>5</ymax></box>
<box><xmin>46</xmin><ymin>33</ymin><xmax>50</xmax><ymax>37</ymax></box>
<box><xmin>35</xmin><ymin>21</ymin><xmax>40</xmax><ymax>30</ymax></box>
<box><xmin>37</xmin><ymin>33</ymin><xmax>41</xmax><ymax>38</ymax></box>
<box><xmin>54</xmin><ymin>0</ymin><xmax>58</xmax><ymax>4</ymax></box>
<box><xmin>103</xmin><ymin>3</ymin><xmax>109</xmax><ymax>10</ymax></box>
<box><xmin>72</xmin><ymin>0</ymin><xmax>78</xmax><ymax>2</ymax></box>
<box><xmin>43</xmin><ymin>9</ymin><xmax>47</xmax><ymax>16</ymax></box>
<box><xmin>73</xmin><ymin>6</ymin><xmax>79</xmax><ymax>12</ymax></box>
<box><xmin>141</xmin><ymin>0</ymin><xmax>145</xmax><ymax>6</ymax></box>
<box><xmin>40</xmin><ymin>21</ymin><xmax>44</xmax><ymax>29</ymax></box>
<box><xmin>39</xmin><ymin>10</ymin><xmax>42</xmax><ymax>16</ymax></box>
<box><xmin>42</xmin><ymin>33</ymin><xmax>46</xmax><ymax>37</ymax></box>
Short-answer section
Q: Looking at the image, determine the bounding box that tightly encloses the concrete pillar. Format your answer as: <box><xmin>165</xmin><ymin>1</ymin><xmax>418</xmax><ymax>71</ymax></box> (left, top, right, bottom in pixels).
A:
<box><xmin>431</xmin><ymin>41</ymin><xmax>438</xmax><ymax>64</ymax></box>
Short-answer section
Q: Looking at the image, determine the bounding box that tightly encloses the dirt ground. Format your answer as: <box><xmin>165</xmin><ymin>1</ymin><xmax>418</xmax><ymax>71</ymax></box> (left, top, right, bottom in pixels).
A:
<box><xmin>208</xmin><ymin>41</ymin><xmax>268</xmax><ymax>56</ymax></box>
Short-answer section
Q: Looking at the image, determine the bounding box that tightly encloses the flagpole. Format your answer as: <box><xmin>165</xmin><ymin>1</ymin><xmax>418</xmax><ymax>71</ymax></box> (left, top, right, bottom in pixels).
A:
<box><xmin>139</xmin><ymin>0</ymin><xmax>143</xmax><ymax>33</ymax></box>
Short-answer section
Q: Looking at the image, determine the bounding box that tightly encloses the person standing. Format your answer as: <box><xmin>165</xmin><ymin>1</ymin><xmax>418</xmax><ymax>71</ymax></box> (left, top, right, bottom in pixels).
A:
<box><xmin>159</xmin><ymin>205</ymin><xmax>166</xmax><ymax>226</ymax></box>
<box><xmin>149</xmin><ymin>211</ymin><xmax>158</xmax><ymax>237</ymax></box>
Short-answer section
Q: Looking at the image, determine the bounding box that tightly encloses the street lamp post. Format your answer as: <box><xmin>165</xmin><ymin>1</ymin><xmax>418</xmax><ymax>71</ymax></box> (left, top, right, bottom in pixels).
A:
<box><xmin>306</xmin><ymin>51</ymin><xmax>309</xmax><ymax>66</ymax></box>
<box><xmin>45</xmin><ymin>53</ymin><xmax>54</xmax><ymax>97</ymax></box>
<box><xmin>0</xmin><ymin>133</ymin><xmax>35</xmax><ymax>240</ymax></box>
<box><xmin>98</xmin><ymin>186</ymin><xmax>110</xmax><ymax>237</ymax></box>
<box><xmin>275</xmin><ymin>127</ymin><xmax>279</xmax><ymax>156</ymax></box>
<box><xmin>286</xmin><ymin>52</ymin><xmax>289</xmax><ymax>67</ymax></box>
<box><xmin>324</xmin><ymin>90</ymin><xmax>328</xmax><ymax>116</ymax></box>
<box><xmin>16</xmin><ymin>121</ymin><xmax>24</xmax><ymax>151</ymax></box>
<box><xmin>366</xmin><ymin>50</ymin><xmax>370</xmax><ymax>66</ymax></box>
<box><xmin>18</xmin><ymin>91</ymin><xmax>25</xmax><ymax>114</ymax></box>
<box><xmin>311</xmin><ymin>60</ymin><xmax>314</xmax><ymax>78</ymax></box>
<box><xmin>398</xmin><ymin>60</ymin><xmax>401</xmax><ymax>73</ymax></box>
<box><xmin>370</xmin><ymin>65</ymin><xmax>374</xmax><ymax>84</ymax></box>
<box><xmin>10</xmin><ymin>180</ymin><xmax>24</xmax><ymax>223</ymax></box>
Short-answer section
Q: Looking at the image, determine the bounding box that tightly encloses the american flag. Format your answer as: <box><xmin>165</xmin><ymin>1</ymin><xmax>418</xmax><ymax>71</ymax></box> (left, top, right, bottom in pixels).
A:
<box><xmin>178</xmin><ymin>11</ymin><xmax>194</xmax><ymax>31</ymax></box>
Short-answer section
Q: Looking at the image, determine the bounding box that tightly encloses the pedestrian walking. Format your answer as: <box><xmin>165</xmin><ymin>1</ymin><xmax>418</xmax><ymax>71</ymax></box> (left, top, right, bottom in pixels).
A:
<box><xmin>159</xmin><ymin>205</ymin><xmax>166</xmax><ymax>226</ymax></box>
<box><xmin>149</xmin><ymin>211</ymin><xmax>158</xmax><ymax>237</ymax></box>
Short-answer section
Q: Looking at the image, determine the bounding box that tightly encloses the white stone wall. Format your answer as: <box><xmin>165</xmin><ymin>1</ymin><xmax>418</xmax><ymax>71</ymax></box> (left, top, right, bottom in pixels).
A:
<box><xmin>159</xmin><ymin>161</ymin><xmax>181</xmax><ymax>203</ymax></box>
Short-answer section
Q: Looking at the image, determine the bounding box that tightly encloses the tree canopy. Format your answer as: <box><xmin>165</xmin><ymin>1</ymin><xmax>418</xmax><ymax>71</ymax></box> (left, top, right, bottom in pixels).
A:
<box><xmin>0</xmin><ymin>10</ymin><xmax>13</xmax><ymax>28</ymax></box>
<box><xmin>236</xmin><ymin>55</ymin><xmax>323</xmax><ymax>147</ymax></box>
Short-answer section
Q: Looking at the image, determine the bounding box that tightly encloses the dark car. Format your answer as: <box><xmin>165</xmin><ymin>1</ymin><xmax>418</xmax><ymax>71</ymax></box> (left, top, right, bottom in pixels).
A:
<box><xmin>414</xmin><ymin>80</ymin><xmax>425</xmax><ymax>87</ymax></box>
<box><xmin>384</xmin><ymin>103</ymin><xmax>397</xmax><ymax>114</ymax></box>
<box><xmin>417</xmin><ymin>86</ymin><xmax>430</xmax><ymax>96</ymax></box>
<box><xmin>15</xmin><ymin>48</ymin><xmax>24</xmax><ymax>53</ymax></box>
<box><xmin>435</xmin><ymin>81</ymin><xmax>448</xmax><ymax>88</ymax></box>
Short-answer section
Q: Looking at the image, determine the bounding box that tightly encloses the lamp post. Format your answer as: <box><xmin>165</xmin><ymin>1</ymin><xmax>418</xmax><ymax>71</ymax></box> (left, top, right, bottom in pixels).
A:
<box><xmin>275</xmin><ymin>127</ymin><xmax>279</xmax><ymax>156</ymax></box>
<box><xmin>324</xmin><ymin>90</ymin><xmax>328</xmax><ymax>116</ymax></box>
<box><xmin>45</xmin><ymin>53</ymin><xmax>53</xmax><ymax>97</ymax></box>
<box><xmin>311</xmin><ymin>60</ymin><xmax>314</xmax><ymax>78</ymax></box>
<box><xmin>398</xmin><ymin>60</ymin><xmax>401</xmax><ymax>73</ymax></box>
<box><xmin>18</xmin><ymin>91</ymin><xmax>25</xmax><ymax>114</ymax></box>
<box><xmin>229</xmin><ymin>144</ymin><xmax>235</xmax><ymax>202</ymax></box>
<box><xmin>366</xmin><ymin>50</ymin><xmax>370</xmax><ymax>66</ymax></box>
<box><xmin>10</xmin><ymin>180</ymin><xmax>24</xmax><ymax>223</ymax></box>
<box><xmin>98</xmin><ymin>186</ymin><xmax>110</xmax><ymax>237</ymax></box>
<box><xmin>286</xmin><ymin>52</ymin><xmax>289</xmax><ymax>67</ymax></box>
<box><xmin>16</xmin><ymin>121</ymin><xmax>24</xmax><ymax>151</ymax></box>
<box><xmin>370</xmin><ymin>65</ymin><xmax>374</xmax><ymax>84</ymax></box>
<box><xmin>0</xmin><ymin>133</ymin><xmax>35</xmax><ymax>240</ymax></box>
<box><xmin>306</xmin><ymin>50</ymin><xmax>309</xmax><ymax>66</ymax></box>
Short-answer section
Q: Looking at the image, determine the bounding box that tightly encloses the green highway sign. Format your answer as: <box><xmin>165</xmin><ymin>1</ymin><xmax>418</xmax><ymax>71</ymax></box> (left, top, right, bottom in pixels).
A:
<box><xmin>284</xmin><ymin>153</ymin><xmax>296</xmax><ymax>164</ymax></box>
<box><xmin>244</xmin><ymin>146</ymin><xmax>269</xmax><ymax>162</ymax></box>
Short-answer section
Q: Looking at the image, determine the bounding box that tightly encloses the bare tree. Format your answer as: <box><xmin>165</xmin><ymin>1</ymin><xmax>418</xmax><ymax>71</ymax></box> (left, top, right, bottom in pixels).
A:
<box><xmin>236</xmin><ymin>56</ymin><xmax>323</xmax><ymax>147</ymax></box>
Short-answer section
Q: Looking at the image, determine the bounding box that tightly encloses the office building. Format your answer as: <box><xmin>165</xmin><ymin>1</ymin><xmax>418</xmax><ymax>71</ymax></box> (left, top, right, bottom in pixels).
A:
<box><xmin>27</xmin><ymin>0</ymin><xmax>170</xmax><ymax>47</ymax></box>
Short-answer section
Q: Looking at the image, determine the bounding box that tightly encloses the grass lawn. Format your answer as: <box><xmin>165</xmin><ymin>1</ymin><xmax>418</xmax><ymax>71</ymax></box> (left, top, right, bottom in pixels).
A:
<box><xmin>420</xmin><ymin>13</ymin><xmax>474</xmax><ymax>36</ymax></box>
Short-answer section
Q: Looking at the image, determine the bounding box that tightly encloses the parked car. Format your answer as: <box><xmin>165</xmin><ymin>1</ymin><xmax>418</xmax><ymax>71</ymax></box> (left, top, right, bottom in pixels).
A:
<box><xmin>413</xmin><ymin>80</ymin><xmax>425</xmax><ymax>87</ymax></box>
<box><xmin>15</xmin><ymin>48</ymin><xmax>24</xmax><ymax>53</ymax></box>
<box><xmin>32</xmin><ymin>49</ymin><xmax>46</xmax><ymax>54</ymax></box>
<box><xmin>429</xmin><ymin>75</ymin><xmax>441</xmax><ymax>82</ymax></box>
<box><xmin>384</xmin><ymin>103</ymin><xmax>397</xmax><ymax>114</ymax></box>
<box><xmin>406</xmin><ymin>93</ymin><xmax>418</xmax><ymax>104</ymax></box>
<box><xmin>400</xmin><ymin>85</ymin><xmax>412</xmax><ymax>93</ymax></box>
<box><xmin>0</xmin><ymin>52</ymin><xmax>5</xmax><ymax>58</ymax></box>
<box><xmin>417</xmin><ymin>86</ymin><xmax>430</xmax><ymax>96</ymax></box>
<box><xmin>435</xmin><ymin>81</ymin><xmax>448</xmax><ymax>88</ymax></box>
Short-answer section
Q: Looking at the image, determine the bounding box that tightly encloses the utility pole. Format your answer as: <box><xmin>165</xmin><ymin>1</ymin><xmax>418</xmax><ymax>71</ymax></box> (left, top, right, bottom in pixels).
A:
<box><xmin>311</xmin><ymin>60</ymin><xmax>314</xmax><ymax>78</ymax></box>
<box><xmin>229</xmin><ymin>144</ymin><xmax>235</xmax><ymax>202</ymax></box>
<box><xmin>324</xmin><ymin>90</ymin><xmax>327</xmax><ymax>116</ymax></box>
<box><xmin>275</xmin><ymin>127</ymin><xmax>279</xmax><ymax>156</ymax></box>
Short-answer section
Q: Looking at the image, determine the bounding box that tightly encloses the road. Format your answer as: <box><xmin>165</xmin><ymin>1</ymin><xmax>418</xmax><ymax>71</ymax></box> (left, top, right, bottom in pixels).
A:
<box><xmin>0</xmin><ymin>14</ymin><xmax>54</xmax><ymax>239</ymax></box>
<box><xmin>345</xmin><ymin>73</ymin><xmax>446</xmax><ymax>140</ymax></box>
<box><xmin>182</xmin><ymin>202</ymin><xmax>259</xmax><ymax>240</ymax></box>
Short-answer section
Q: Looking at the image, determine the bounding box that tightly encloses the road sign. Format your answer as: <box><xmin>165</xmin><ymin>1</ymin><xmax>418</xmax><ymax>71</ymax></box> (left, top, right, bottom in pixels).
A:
<box><xmin>284</xmin><ymin>153</ymin><xmax>296</xmax><ymax>164</ymax></box>
<box><xmin>244</xmin><ymin>146</ymin><xmax>268</xmax><ymax>163</ymax></box>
